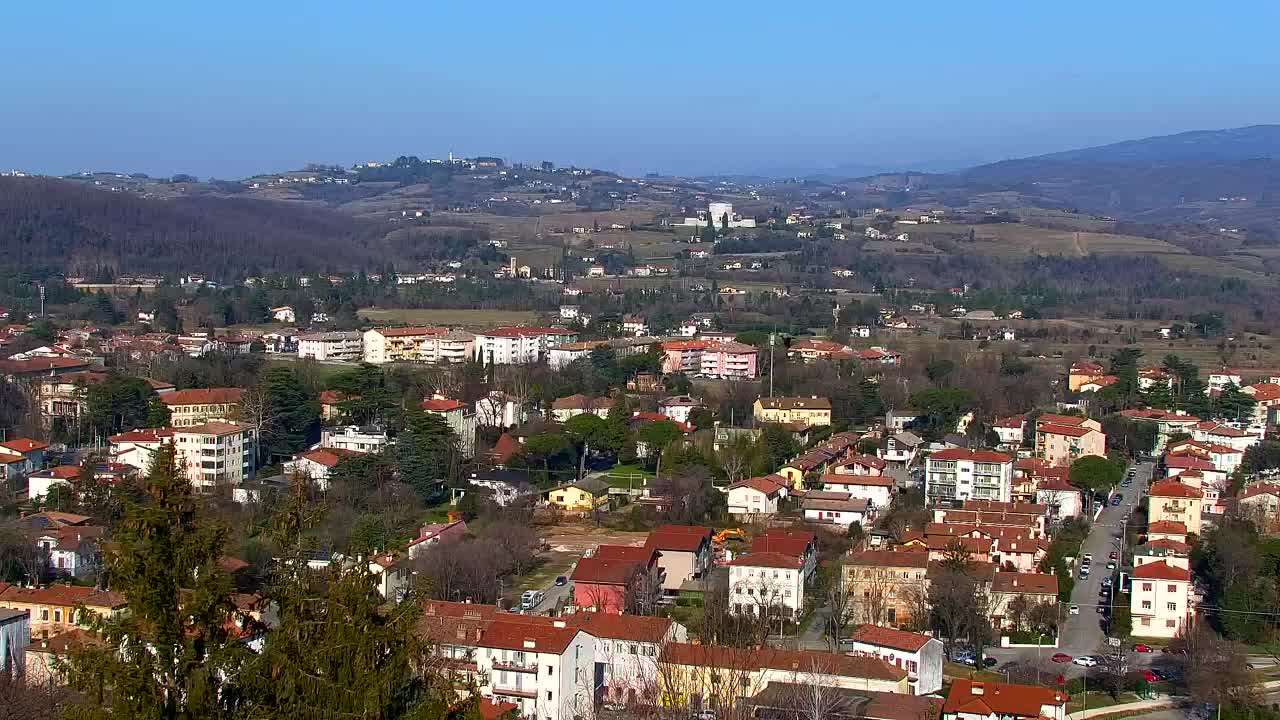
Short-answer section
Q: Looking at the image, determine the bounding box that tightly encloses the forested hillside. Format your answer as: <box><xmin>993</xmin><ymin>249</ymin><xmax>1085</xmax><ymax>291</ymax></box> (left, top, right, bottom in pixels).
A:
<box><xmin>0</xmin><ymin>177</ymin><xmax>392</xmax><ymax>276</ymax></box>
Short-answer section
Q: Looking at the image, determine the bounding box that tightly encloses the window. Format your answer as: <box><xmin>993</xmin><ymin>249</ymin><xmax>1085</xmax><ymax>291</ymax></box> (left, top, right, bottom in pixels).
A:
<box><xmin>1166</xmin><ymin>619</ymin><xmax>1176</xmax><ymax>628</ymax></box>
<box><xmin>1167</xmin><ymin>584</ymin><xmax>1177</xmax><ymax>593</ymax></box>
<box><xmin>1167</xmin><ymin>602</ymin><xmax>1177</xmax><ymax>611</ymax></box>
<box><xmin>42</xmin><ymin>609</ymin><xmax>49</xmax><ymax>620</ymax></box>
<box><xmin>1142</xmin><ymin>601</ymin><xmax>1152</xmax><ymax>609</ymax></box>
<box><xmin>629</xmin><ymin>645</ymin><xmax>637</xmax><ymax>655</ymax></box>
<box><xmin>1141</xmin><ymin>618</ymin><xmax>1151</xmax><ymax>626</ymax></box>
<box><xmin>547</xmin><ymin>666</ymin><xmax>553</xmax><ymax>676</ymax></box>
<box><xmin>546</xmin><ymin>691</ymin><xmax>553</xmax><ymax>702</ymax></box>
<box><xmin>1142</xmin><ymin>583</ymin><xmax>1153</xmax><ymax>592</ymax></box>
<box><xmin>54</xmin><ymin>610</ymin><xmax>61</xmax><ymax>623</ymax></box>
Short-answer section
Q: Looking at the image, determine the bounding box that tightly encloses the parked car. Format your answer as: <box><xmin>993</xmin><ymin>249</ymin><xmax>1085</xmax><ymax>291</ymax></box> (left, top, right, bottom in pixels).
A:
<box><xmin>554</xmin><ymin>576</ymin><xmax>568</xmax><ymax>586</ymax></box>
<box><xmin>1069</xmin><ymin>605</ymin><xmax>1080</xmax><ymax>615</ymax></box>
<box><xmin>1080</xmin><ymin>566</ymin><xmax>1090</xmax><ymax>578</ymax></box>
<box><xmin>1141</xmin><ymin>669</ymin><xmax>1160</xmax><ymax>682</ymax></box>
<box><xmin>1073</xmin><ymin>656</ymin><xmax>1099</xmax><ymax>667</ymax></box>
<box><xmin>1107</xmin><ymin>561</ymin><xmax>1117</xmax><ymax>570</ymax></box>
<box><xmin>1082</xmin><ymin>553</ymin><xmax>1093</xmax><ymax>563</ymax></box>
<box><xmin>1052</xmin><ymin>653</ymin><xmax>1073</xmax><ymax>663</ymax></box>
<box><xmin>1111</xmin><ymin>495</ymin><xmax>1123</xmax><ymax>506</ymax></box>
<box><xmin>1102</xmin><ymin>577</ymin><xmax>1113</xmax><ymax>588</ymax></box>
<box><xmin>1109</xmin><ymin>551</ymin><xmax>1119</xmax><ymax>560</ymax></box>
<box><xmin>520</xmin><ymin>590</ymin><xmax>543</xmax><ymax>610</ymax></box>
<box><xmin>1134</xmin><ymin>643</ymin><xmax>1155</xmax><ymax>653</ymax></box>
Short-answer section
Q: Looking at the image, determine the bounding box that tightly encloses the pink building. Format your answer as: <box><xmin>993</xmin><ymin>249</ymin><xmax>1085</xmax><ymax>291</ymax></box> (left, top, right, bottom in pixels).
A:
<box><xmin>660</xmin><ymin>340</ymin><xmax>715</xmax><ymax>374</ymax></box>
<box><xmin>571</xmin><ymin>545</ymin><xmax>660</xmax><ymax>614</ymax></box>
<box><xmin>699</xmin><ymin>341</ymin><xmax>758</xmax><ymax>379</ymax></box>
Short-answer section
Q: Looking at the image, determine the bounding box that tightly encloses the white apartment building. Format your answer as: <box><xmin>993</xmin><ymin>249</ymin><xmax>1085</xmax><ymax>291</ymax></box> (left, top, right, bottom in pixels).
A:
<box><xmin>1130</xmin><ymin>560</ymin><xmax>1192</xmax><ymax>639</ymax></box>
<box><xmin>108</xmin><ymin>428</ymin><xmax>175</xmax><ymax>471</ymax></box>
<box><xmin>925</xmin><ymin>449</ymin><xmax>1014</xmax><ymax>504</ymax></box>
<box><xmin>320</xmin><ymin>425</ymin><xmax>391</xmax><ymax>454</ymax></box>
<box><xmin>174</xmin><ymin>422</ymin><xmax>255</xmax><ymax>492</ymax></box>
<box><xmin>727</xmin><ymin>552</ymin><xmax>805</xmax><ymax>619</ymax></box>
<box><xmin>420</xmin><ymin>330</ymin><xmax>476</xmax><ymax>365</ymax></box>
<box><xmin>362</xmin><ymin>327</ymin><xmax>445</xmax><ymax>364</ymax></box>
<box><xmin>474</xmin><ymin>327</ymin><xmax>578</xmax><ymax>365</ymax></box>
<box><xmin>297</xmin><ymin>331</ymin><xmax>363</xmax><ymax>361</ymax></box>
<box><xmin>567</xmin><ymin>613</ymin><xmax>687</xmax><ymax>708</ymax></box>
<box><xmin>475</xmin><ymin>391</ymin><xmax>526</xmax><ymax>428</ymax></box>
<box><xmin>477</xmin><ymin>618</ymin><xmax>596</xmax><ymax>720</ymax></box>
<box><xmin>421</xmin><ymin>396</ymin><xmax>476</xmax><ymax>458</ymax></box>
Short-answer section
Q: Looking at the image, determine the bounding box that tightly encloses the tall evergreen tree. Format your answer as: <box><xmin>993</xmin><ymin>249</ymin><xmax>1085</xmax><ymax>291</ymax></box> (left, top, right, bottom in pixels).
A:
<box><xmin>62</xmin><ymin>444</ymin><xmax>248</xmax><ymax>719</ymax></box>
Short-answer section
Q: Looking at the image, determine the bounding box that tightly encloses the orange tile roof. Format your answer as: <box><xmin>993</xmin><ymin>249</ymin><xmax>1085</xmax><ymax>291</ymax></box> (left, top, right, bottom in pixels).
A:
<box><xmin>645</xmin><ymin>525</ymin><xmax>712</xmax><ymax>552</ymax></box>
<box><xmin>108</xmin><ymin>428</ymin><xmax>173</xmax><ymax>443</ymax></box>
<box><xmin>0</xmin><ymin>583</ymin><xmax>125</xmax><ymax>609</ymax></box>
<box><xmin>661</xmin><ymin>643</ymin><xmax>907</xmax><ymax>681</ymax></box>
<box><xmin>846</xmin><ymin>549</ymin><xmax>930</xmax><ymax>568</ymax></box>
<box><xmin>571</xmin><ymin>557</ymin><xmax>642</xmax><ymax>586</ymax></box>
<box><xmin>928</xmin><ymin>448</ymin><xmax>1012</xmax><ymax>463</ymax></box>
<box><xmin>159</xmin><ymin>387</ymin><xmax>245</xmax><ymax>406</ymax></box>
<box><xmin>849</xmin><ymin>624</ymin><xmax>934</xmax><ymax>652</ymax></box>
<box><xmin>752</xmin><ymin>529</ymin><xmax>815</xmax><ymax>558</ymax></box>
<box><xmin>478</xmin><ymin>617</ymin><xmax>584</xmax><ymax>654</ymax></box>
<box><xmin>593</xmin><ymin>544</ymin><xmax>657</xmax><ymax>565</ymax></box>
<box><xmin>991</xmin><ymin>571</ymin><xmax>1058</xmax><ymax>595</ymax></box>
<box><xmin>1149</xmin><ymin>480</ymin><xmax>1204</xmax><ymax>499</ymax></box>
<box><xmin>421</xmin><ymin>397</ymin><xmax>465</xmax><ymax>412</ymax></box>
<box><xmin>728</xmin><ymin>551</ymin><xmax>803</xmax><ymax>569</ymax></box>
<box><xmin>0</xmin><ymin>438</ymin><xmax>48</xmax><ymax>453</ymax></box>
<box><xmin>1037</xmin><ymin>422</ymin><xmax>1094</xmax><ymax>438</ymax></box>
<box><xmin>565</xmin><ymin>612</ymin><xmax>672</xmax><ymax>643</ymax></box>
<box><xmin>298</xmin><ymin>447</ymin><xmax>365</xmax><ymax>468</ymax></box>
<box><xmin>1147</xmin><ymin>520</ymin><xmax>1187</xmax><ymax>534</ymax></box>
<box><xmin>944</xmin><ymin>679</ymin><xmax>1066</xmax><ymax>718</ymax></box>
<box><xmin>729</xmin><ymin>475</ymin><xmax>787</xmax><ymax>496</ymax></box>
<box><xmin>1036</xmin><ymin>413</ymin><xmax>1088</xmax><ymax>426</ymax></box>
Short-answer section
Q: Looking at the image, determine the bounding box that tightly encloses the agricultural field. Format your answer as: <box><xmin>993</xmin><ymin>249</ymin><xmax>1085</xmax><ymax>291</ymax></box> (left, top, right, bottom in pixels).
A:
<box><xmin>357</xmin><ymin>307</ymin><xmax>542</xmax><ymax>327</ymax></box>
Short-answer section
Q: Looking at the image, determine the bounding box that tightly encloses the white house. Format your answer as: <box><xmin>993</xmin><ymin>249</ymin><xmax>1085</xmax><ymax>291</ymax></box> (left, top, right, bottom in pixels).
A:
<box><xmin>1129</xmin><ymin>560</ymin><xmax>1192</xmax><ymax>639</ymax></box>
<box><xmin>993</xmin><ymin>415</ymin><xmax>1026</xmax><ymax>450</ymax></box>
<box><xmin>819</xmin><ymin>473</ymin><xmax>894</xmax><ymax>510</ymax></box>
<box><xmin>658</xmin><ymin>395</ymin><xmax>701</xmax><ymax>424</ymax></box>
<box><xmin>943</xmin><ymin>679</ymin><xmax>1067</xmax><ymax>720</ymax></box>
<box><xmin>283</xmin><ymin>447</ymin><xmax>365</xmax><ymax>492</ymax></box>
<box><xmin>173</xmin><ymin>422</ymin><xmax>256</xmax><ymax>493</ymax></box>
<box><xmin>27</xmin><ymin>466</ymin><xmax>80</xmax><ymax>501</ymax></box>
<box><xmin>727</xmin><ymin>552</ymin><xmax>805</xmax><ymax>619</ymax></box>
<box><xmin>800</xmin><ymin>492</ymin><xmax>870</xmax><ymax>527</ymax></box>
<box><xmin>1034</xmin><ymin>474</ymin><xmax>1083</xmax><ymax>519</ymax></box>
<box><xmin>475</xmin><ymin>391</ymin><xmax>526</xmax><ymax>428</ymax></box>
<box><xmin>846</xmin><ymin>624</ymin><xmax>944</xmax><ymax>695</ymax></box>
<box><xmin>421</xmin><ymin>396</ymin><xmax>477</xmax><ymax>458</ymax></box>
<box><xmin>726</xmin><ymin>475</ymin><xmax>787</xmax><ymax>518</ymax></box>
<box><xmin>271</xmin><ymin>306</ymin><xmax>296</xmax><ymax>323</ymax></box>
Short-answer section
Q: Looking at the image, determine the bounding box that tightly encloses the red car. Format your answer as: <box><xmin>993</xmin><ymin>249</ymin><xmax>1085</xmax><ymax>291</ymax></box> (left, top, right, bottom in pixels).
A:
<box><xmin>1133</xmin><ymin>643</ymin><xmax>1154</xmax><ymax>653</ymax></box>
<box><xmin>1109</xmin><ymin>551</ymin><xmax>1119</xmax><ymax>560</ymax></box>
<box><xmin>1141</xmin><ymin>669</ymin><xmax>1160</xmax><ymax>682</ymax></box>
<box><xmin>1052</xmin><ymin>653</ymin><xmax>1073</xmax><ymax>663</ymax></box>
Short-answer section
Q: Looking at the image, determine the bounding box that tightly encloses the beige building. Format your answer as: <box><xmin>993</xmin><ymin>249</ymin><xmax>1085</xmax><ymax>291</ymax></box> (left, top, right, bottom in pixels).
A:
<box><xmin>1147</xmin><ymin>480</ymin><xmax>1204</xmax><ymax>535</ymax></box>
<box><xmin>842</xmin><ymin>549</ymin><xmax>930</xmax><ymax>627</ymax></box>
<box><xmin>362</xmin><ymin>327</ymin><xmax>446</xmax><ymax>364</ymax></box>
<box><xmin>1130</xmin><ymin>560</ymin><xmax>1192</xmax><ymax>638</ymax></box>
<box><xmin>420</xmin><ymin>330</ymin><xmax>476</xmax><ymax>364</ymax></box>
<box><xmin>174</xmin><ymin>422</ymin><xmax>256</xmax><ymax>492</ymax></box>
<box><xmin>1034</xmin><ymin>415</ymin><xmax>1105</xmax><ymax>467</ymax></box>
<box><xmin>753</xmin><ymin>396</ymin><xmax>832</xmax><ymax>427</ymax></box>
<box><xmin>160</xmin><ymin>387</ymin><xmax>245</xmax><ymax>428</ymax></box>
<box><xmin>0</xmin><ymin>584</ymin><xmax>125</xmax><ymax>639</ymax></box>
<box><xmin>420</xmin><ymin>395</ymin><xmax>476</xmax><ymax>457</ymax></box>
<box><xmin>1239</xmin><ymin>481</ymin><xmax>1280</xmax><ymax>531</ymax></box>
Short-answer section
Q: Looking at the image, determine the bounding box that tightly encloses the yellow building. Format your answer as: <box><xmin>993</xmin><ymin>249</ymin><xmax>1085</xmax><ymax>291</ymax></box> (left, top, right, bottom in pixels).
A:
<box><xmin>753</xmin><ymin>396</ymin><xmax>832</xmax><ymax>427</ymax></box>
<box><xmin>0</xmin><ymin>584</ymin><xmax>126</xmax><ymax>639</ymax></box>
<box><xmin>1147</xmin><ymin>480</ymin><xmax>1204</xmax><ymax>535</ymax></box>
<box><xmin>543</xmin><ymin>477</ymin><xmax>611</xmax><ymax>513</ymax></box>
<box><xmin>841</xmin><ymin>549</ymin><xmax>930</xmax><ymax>627</ymax></box>
<box><xmin>1034</xmin><ymin>414</ymin><xmax>1105</xmax><ymax>467</ymax></box>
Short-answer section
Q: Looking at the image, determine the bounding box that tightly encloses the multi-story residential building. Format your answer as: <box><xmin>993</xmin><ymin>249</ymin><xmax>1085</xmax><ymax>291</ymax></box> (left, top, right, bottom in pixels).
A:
<box><xmin>1242</xmin><ymin>382</ymin><xmax>1280</xmax><ymax>427</ymax></box>
<box><xmin>942</xmin><ymin>679</ymin><xmax>1067</xmax><ymax>720</ymax></box>
<box><xmin>841</xmin><ymin>549</ymin><xmax>930</xmax><ymax>626</ymax></box>
<box><xmin>1166</xmin><ymin>439</ymin><xmax>1244</xmax><ymax>475</ymax></box>
<box><xmin>992</xmin><ymin>414</ymin><xmax>1026</xmax><ymax>450</ymax></box>
<box><xmin>475</xmin><ymin>391</ymin><xmax>526</xmax><ymax>428</ymax></box>
<box><xmin>571</xmin><ymin>545</ymin><xmax>660</xmax><ymax>614</ymax></box>
<box><xmin>1146</xmin><ymin>520</ymin><xmax>1188</xmax><ymax>544</ymax></box>
<box><xmin>846</xmin><ymin>625</ymin><xmax>944</xmax><ymax>695</ymax></box>
<box><xmin>473</xmin><ymin>327</ymin><xmax>578</xmax><ymax>365</ymax></box>
<box><xmin>880</xmin><ymin>431</ymin><xmax>924</xmax><ymax>468</ymax></box>
<box><xmin>727</xmin><ymin>550</ymin><xmax>806</xmax><ymax>619</ymax></box>
<box><xmin>320</xmin><ymin>425</ymin><xmax>390</xmax><ymax>454</ymax></box>
<box><xmin>699</xmin><ymin>341</ymin><xmax>758</xmax><ymax>379</ymax></box>
<box><xmin>27</xmin><ymin>466</ymin><xmax>82</xmax><ymax>501</ymax></box>
<box><xmin>1034</xmin><ymin>415</ymin><xmax>1105</xmax><ymax>466</ymax></box>
<box><xmin>33</xmin><ymin>523</ymin><xmax>107</xmax><ymax>578</ymax></box>
<box><xmin>644</xmin><ymin>525</ymin><xmax>714</xmax><ymax>593</ymax></box>
<box><xmin>1191</xmin><ymin>421</ymin><xmax>1260</xmax><ymax>453</ymax></box>
<box><xmin>1130</xmin><ymin>560</ymin><xmax>1192</xmax><ymax>638</ymax></box>
<box><xmin>752</xmin><ymin>396</ymin><xmax>832</xmax><ymax>427</ymax></box>
<box><xmin>421</xmin><ymin>395</ymin><xmax>476</xmax><ymax>457</ymax></box>
<box><xmin>475</xmin><ymin>616</ymin><xmax>596</xmax><ymax>720</ymax></box>
<box><xmin>297</xmin><ymin>330</ymin><xmax>363</xmax><ymax>361</ymax></box>
<box><xmin>1133</xmin><ymin>538</ymin><xmax>1191</xmax><ymax>570</ymax></box>
<box><xmin>1033</xmin><ymin>470</ymin><xmax>1083</xmax><ymax>520</ymax></box>
<box><xmin>362</xmin><ymin>327</ymin><xmax>447</xmax><ymax>364</ymax></box>
<box><xmin>0</xmin><ymin>584</ymin><xmax>126</xmax><ymax>639</ymax></box>
<box><xmin>1147</xmin><ymin>479</ymin><xmax>1204</xmax><ymax>535</ymax></box>
<box><xmin>658</xmin><ymin>339</ymin><xmax>712</xmax><ymax>374</ymax></box>
<box><xmin>36</xmin><ymin>370</ymin><xmax>106</xmax><ymax>428</ymax></box>
<box><xmin>989</xmin><ymin>572</ymin><xmax>1058</xmax><ymax>625</ymax></box>
<box><xmin>567</xmin><ymin>613</ymin><xmax>686</xmax><ymax>709</ymax></box>
<box><xmin>925</xmin><ymin>449</ymin><xmax>1014</xmax><ymax>504</ymax></box>
<box><xmin>173</xmin><ymin>422</ymin><xmax>255</xmax><ymax>492</ymax></box>
<box><xmin>421</xmin><ymin>330</ymin><xmax>476</xmax><ymax>364</ymax></box>
<box><xmin>621</xmin><ymin>314</ymin><xmax>649</xmax><ymax>337</ymax></box>
<box><xmin>160</xmin><ymin>387</ymin><xmax>245</xmax><ymax>428</ymax></box>
<box><xmin>1067</xmin><ymin>361</ymin><xmax>1106</xmax><ymax>392</ymax></box>
<box><xmin>726</xmin><ymin>475</ymin><xmax>788</xmax><ymax>518</ymax></box>
<box><xmin>820</xmin><ymin>472</ymin><xmax>894</xmax><ymax>509</ymax></box>
<box><xmin>1239</xmin><ymin>481</ymin><xmax>1280</xmax><ymax>530</ymax></box>
<box><xmin>658</xmin><ymin>395</ymin><xmax>701</xmax><ymax>424</ymax></box>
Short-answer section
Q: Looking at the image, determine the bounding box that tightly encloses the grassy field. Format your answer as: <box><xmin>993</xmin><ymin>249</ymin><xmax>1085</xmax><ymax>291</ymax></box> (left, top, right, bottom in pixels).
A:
<box><xmin>357</xmin><ymin>307</ymin><xmax>541</xmax><ymax>326</ymax></box>
<box><xmin>605</xmin><ymin>463</ymin><xmax>653</xmax><ymax>489</ymax></box>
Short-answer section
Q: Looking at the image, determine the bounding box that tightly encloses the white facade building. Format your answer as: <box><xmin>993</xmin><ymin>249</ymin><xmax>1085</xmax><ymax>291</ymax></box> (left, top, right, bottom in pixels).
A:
<box><xmin>474</xmin><ymin>327</ymin><xmax>578</xmax><ymax>365</ymax></box>
<box><xmin>728</xmin><ymin>553</ymin><xmax>805</xmax><ymax>619</ymax></box>
<box><xmin>297</xmin><ymin>331</ymin><xmax>363</xmax><ymax>361</ymax></box>
<box><xmin>321</xmin><ymin>425</ymin><xmax>391</xmax><ymax>454</ymax></box>
<box><xmin>925</xmin><ymin>449</ymin><xmax>1014</xmax><ymax>504</ymax></box>
<box><xmin>173</xmin><ymin>422</ymin><xmax>256</xmax><ymax>492</ymax></box>
<box><xmin>846</xmin><ymin>625</ymin><xmax>944</xmax><ymax>696</ymax></box>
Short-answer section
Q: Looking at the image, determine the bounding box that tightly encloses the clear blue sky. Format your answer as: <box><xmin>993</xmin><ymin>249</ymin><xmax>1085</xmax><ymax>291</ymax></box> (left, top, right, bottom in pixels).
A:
<box><xmin>3</xmin><ymin>2</ymin><xmax>1278</xmax><ymax>178</ymax></box>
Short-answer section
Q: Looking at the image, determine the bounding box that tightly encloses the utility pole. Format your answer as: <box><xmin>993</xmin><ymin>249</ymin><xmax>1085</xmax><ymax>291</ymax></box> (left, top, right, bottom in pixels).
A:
<box><xmin>769</xmin><ymin>325</ymin><xmax>776</xmax><ymax>397</ymax></box>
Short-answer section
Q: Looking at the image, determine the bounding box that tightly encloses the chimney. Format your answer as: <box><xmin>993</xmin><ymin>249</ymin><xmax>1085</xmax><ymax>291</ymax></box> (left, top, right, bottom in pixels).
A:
<box><xmin>523</xmin><ymin>639</ymin><xmax>536</xmax><ymax>649</ymax></box>
<box><xmin>971</xmin><ymin>682</ymin><xmax>985</xmax><ymax>696</ymax></box>
<box><xmin>1012</xmin><ymin>577</ymin><xmax>1018</xmax><ymax>587</ymax></box>
<box><xmin>553</xmin><ymin>620</ymin><xmax>566</xmax><ymax>628</ymax></box>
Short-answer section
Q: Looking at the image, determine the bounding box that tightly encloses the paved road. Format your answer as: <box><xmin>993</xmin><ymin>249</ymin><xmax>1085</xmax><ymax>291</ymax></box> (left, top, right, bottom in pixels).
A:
<box><xmin>988</xmin><ymin>461</ymin><xmax>1153</xmax><ymax>674</ymax></box>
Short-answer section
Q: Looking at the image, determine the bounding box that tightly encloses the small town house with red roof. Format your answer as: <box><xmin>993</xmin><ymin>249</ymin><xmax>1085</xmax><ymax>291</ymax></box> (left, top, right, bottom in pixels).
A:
<box><xmin>942</xmin><ymin>679</ymin><xmax>1067</xmax><ymax>720</ymax></box>
<box><xmin>847</xmin><ymin>624</ymin><xmax>943</xmax><ymax>694</ymax></box>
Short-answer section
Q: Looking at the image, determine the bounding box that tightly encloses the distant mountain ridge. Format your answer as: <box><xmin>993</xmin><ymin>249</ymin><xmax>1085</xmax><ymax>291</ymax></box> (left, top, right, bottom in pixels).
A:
<box><xmin>1028</xmin><ymin>124</ymin><xmax>1280</xmax><ymax>166</ymax></box>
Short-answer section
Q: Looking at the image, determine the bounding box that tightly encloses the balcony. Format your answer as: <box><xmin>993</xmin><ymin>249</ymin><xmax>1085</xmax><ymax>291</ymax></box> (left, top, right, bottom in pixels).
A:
<box><xmin>491</xmin><ymin>685</ymin><xmax>537</xmax><ymax>699</ymax></box>
<box><xmin>491</xmin><ymin>660</ymin><xmax>538</xmax><ymax>673</ymax></box>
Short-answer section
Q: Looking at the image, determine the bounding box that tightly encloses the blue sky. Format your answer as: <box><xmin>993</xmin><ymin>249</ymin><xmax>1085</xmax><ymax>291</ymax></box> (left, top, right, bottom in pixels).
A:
<box><xmin>3</xmin><ymin>2</ymin><xmax>1279</xmax><ymax>178</ymax></box>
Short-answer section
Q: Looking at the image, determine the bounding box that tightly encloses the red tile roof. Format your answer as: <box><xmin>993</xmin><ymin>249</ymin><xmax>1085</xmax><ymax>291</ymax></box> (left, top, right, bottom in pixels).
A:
<box><xmin>1149</xmin><ymin>480</ymin><xmax>1204</xmax><ymax>499</ymax></box>
<box><xmin>479</xmin><ymin>699</ymin><xmax>519</xmax><ymax>720</ymax></box>
<box><xmin>159</xmin><ymin>387</ymin><xmax>245</xmax><ymax>406</ymax></box>
<box><xmin>420</xmin><ymin>397</ymin><xmax>465</xmax><ymax>412</ymax></box>
<box><xmin>1244</xmin><ymin>382</ymin><xmax>1280</xmax><ymax>402</ymax></box>
<box><xmin>565</xmin><ymin>612</ymin><xmax>672</xmax><ymax>643</ymax></box>
<box><xmin>571</xmin><ymin>557</ymin><xmax>642</xmax><ymax>586</ymax></box>
<box><xmin>0</xmin><ymin>438</ymin><xmax>48</xmax><ymax>453</ymax></box>
<box><xmin>994</xmin><ymin>414</ymin><xmax>1026</xmax><ymax>429</ymax></box>
<box><xmin>822</xmin><ymin>472</ymin><xmax>894</xmax><ymax>488</ymax></box>
<box><xmin>845</xmin><ymin>549</ymin><xmax>929</xmax><ymax>568</ymax></box>
<box><xmin>928</xmin><ymin>448</ymin><xmax>1012</xmax><ymax>463</ymax></box>
<box><xmin>1164</xmin><ymin>454</ymin><xmax>1216</xmax><ymax>471</ymax></box>
<box><xmin>478</xmin><ymin>617</ymin><xmax>584</xmax><ymax>654</ymax></box>
<box><xmin>371</xmin><ymin>326</ymin><xmax>447</xmax><ymax>337</ymax></box>
<box><xmin>752</xmin><ymin>529</ymin><xmax>815</xmax><ymax>558</ymax></box>
<box><xmin>108</xmin><ymin>428</ymin><xmax>173</xmax><ymax>443</ymax></box>
<box><xmin>1037</xmin><ymin>422</ymin><xmax>1093</xmax><ymax>437</ymax></box>
<box><xmin>1147</xmin><ymin>520</ymin><xmax>1188</xmax><ymax>534</ymax></box>
<box><xmin>0</xmin><ymin>583</ymin><xmax>125</xmax><ymax>609</ymax></box>
<box><xmin>728</xmin><ymin>551</ymin><xmax>803</xmax><ymax>569</ymax></box>
<box><xmin>1036</xmin><ymin>413</ymin><xmax>1088</xmax><ymax>426</ymax></box>
<box><xmin>488</xmin><ymin>433</ymin><xmax>521</xmax><ymax>465</ymax></box>
<box><xmin>1121</xmin><ymin>409</ymin><xmax>1200</xmax><ymax>422</ymax></box>
<box><xmin>991</xmin><ymin>571</ymin><xmax>1058</xmax><ymax>595</ymax></box>
<box><xmin>1131</xmin><ymin>560</ymin><xmax>1191</xmax><ymax>581</ymax></box>
<box><xmin>944</xmin><ymin>679</ymin><xmax>1066</xmax><ymax>718</ymax></box>
<box><xmin>729</xmin><ymin>475</ymin><xmax>787</xmax><ymax>496</ymax></box>
<box><xmin>1241</xmin><ymin>481</ymin><xmax>1280</xmax><ymax>499</ymax></box>
<box><xmin>33</xmin><ymin>465</ymin><xmax>81</xmax><ymax>480</ymax></box>
<box><xmin>593</xmin><ymin>544</ymin><xmax>657</xmax><ymax>565</ymax></box>
<box><xmin>645</xmin><ymin>525</ymin><xmax>712</xmax><ymax>552</ymax></box>
<box><xmin>178</xmin><ymin>421</ymin><xmax>249</xmax><ymax>436</ymax></box>
<box><xmin>849</xmin><ymin>624</ymin><xmax>934</xmax><ymax>652</ymax></box>
<box><xmin>660</xmin><ymin>643</ymin><xmax>907</xmax><ymax>681</ymax></box>
<box><xmin>298</xmin><ymin>447</ymin><xmax>365</xmax><ymax>468</ymax></box>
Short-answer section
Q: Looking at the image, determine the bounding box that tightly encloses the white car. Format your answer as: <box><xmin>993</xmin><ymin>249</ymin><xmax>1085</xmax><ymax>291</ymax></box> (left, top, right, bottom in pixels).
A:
<box><xmin>1074</xmin><ymin>656</ymin><xmax>1098</xmax><ymax>667</ymax></box>
<box><xmin>1069</xmin><ymin>605</ymin><xmax>1081</xmax><ymax>615</ymax></box>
